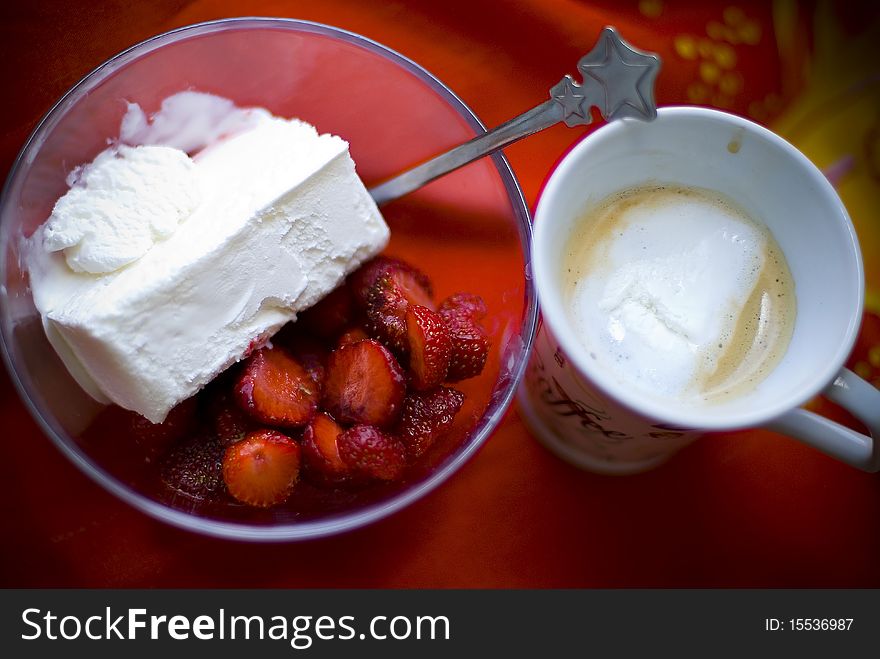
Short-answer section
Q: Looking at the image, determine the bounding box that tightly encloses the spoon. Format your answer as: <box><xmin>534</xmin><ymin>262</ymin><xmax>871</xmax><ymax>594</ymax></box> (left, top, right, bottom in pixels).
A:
<box><xmin>369</xmin><ymin>26</ymin><xmax>662</xmax><ymax>206</ymax></box>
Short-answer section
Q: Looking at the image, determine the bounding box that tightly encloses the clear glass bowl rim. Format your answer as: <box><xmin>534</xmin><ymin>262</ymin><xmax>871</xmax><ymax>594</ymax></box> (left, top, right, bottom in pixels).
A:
<box><xmin>0</xmin><ymin>17</ymin><xmax>538</xmax><ymax>541</ymax></box>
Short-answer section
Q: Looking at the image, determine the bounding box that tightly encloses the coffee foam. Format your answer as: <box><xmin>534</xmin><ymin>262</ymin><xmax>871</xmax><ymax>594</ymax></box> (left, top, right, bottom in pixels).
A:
<box><xmin>564</xmin><ymin>185</ymin><xmax>795</xmax><ymax>406</ymax></box>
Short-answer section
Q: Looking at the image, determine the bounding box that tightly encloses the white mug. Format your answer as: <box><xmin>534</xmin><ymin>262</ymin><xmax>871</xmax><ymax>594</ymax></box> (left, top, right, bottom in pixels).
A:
<box><xmin>518</xmin><ymin>106</ymin><xmax>880</xmax><ymax>474</ymax></box>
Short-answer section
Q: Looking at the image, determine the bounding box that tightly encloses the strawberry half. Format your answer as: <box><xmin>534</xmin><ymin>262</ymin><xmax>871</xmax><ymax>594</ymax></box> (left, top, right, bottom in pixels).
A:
<box><xmin>210</xmin><ymin>391</ymin><xmax>254</xmax><ymax>446</ymax></box>
<box><xmin>337</xmin><ymin>326</ymin><xmax>369</xmax><ymax>348</ymax></box>
<box><xmin>439</xmin><ymin>292</ymin><xmax>487</xmax><ymax>322</ymax></box>
<box><xmin>127</xmin><ymin>397</ymin><xmax>198</xmax><ymax>459</ymax></box>
<box><xmin>337</xmin><ymin>425</ymin><xmax>407</xmax><ymax>481</ymax></box>
<box><xmin>365</xmin><ymin>269</ymin><xmax>436</xmax><ymax>354</ymax></box>
<box><xmin>405</xmin><ymin>304</ymin><xmax>452</xmax><ymax>390</ymax></box>
<box><xmin>350</xmin><ymin>257</ymin><xmax>433</xmax><ymax>310</ymax></box>
<box><xmin>160</xmin><ymin>434</ymin><xmax>225</xmax><ymax>501</ymax></box>
<box><xmin>234</xmin><ymin>346</ymin><xmax>320</xmax><ymax>428</ymax></box>
<box><xmin>285</xmin><ymin>333</ymin><xmax>328</xmax><ymax>390</ymax></box>
<box><xmin>438</xmin><ymin>293</ymin><xmax>490</xmax><ymax>381</ymax></box>
<box><xmin>323</xmin><ymin>339</ymin><xmax>406</xmax><ymax>427</ymax></box>
<box><xmin>299</xmin><ymin>284</ymin><xmax>355</xmax><ymax>339</ymax></box>
<box><xmin>301</xmin><ymin>412</ymin><xmax>350</xmax><ymax>483</ymax></box>
<box><xmin>222</xmin><ymin>429</ymin><xmax>301</xmax><ymax>508</ymax></box>
<box><xmin>396</xmin><ymin>386</ymin><xmax>465</xmax><ymax>460</ymax></box>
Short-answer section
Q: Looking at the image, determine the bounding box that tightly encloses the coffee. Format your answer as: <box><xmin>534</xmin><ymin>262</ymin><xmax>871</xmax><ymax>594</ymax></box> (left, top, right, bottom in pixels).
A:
<box><xmin>563</xmin><ymin>184</ymin><xmax>795</xmax><ymax>406</ymax></box>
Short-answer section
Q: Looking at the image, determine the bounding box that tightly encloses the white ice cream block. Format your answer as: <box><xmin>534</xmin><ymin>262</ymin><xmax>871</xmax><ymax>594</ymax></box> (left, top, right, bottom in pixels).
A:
<box><xmin>27</xmin><ymin>109</ymin><xmax>389</xmax><ymax>423</ymax></box>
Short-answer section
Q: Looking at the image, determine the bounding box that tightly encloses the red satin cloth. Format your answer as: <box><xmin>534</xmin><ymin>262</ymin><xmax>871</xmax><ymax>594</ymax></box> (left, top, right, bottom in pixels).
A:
<box><xmin>2</xmin><ymin>0</ymin><xmax>879</xmax><ymax>587</ymax></box>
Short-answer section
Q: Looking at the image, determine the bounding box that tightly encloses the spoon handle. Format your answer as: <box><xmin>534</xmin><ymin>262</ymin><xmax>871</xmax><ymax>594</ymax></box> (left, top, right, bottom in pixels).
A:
<box><xmin>368</xmin><ymin>26</ymin><xmax>661</xmax><ymax>207</ymax></box>
<box><xmin>369</xmin><ymin>102</ymin><xmax>560</xmax><ymax>206</ymax></box>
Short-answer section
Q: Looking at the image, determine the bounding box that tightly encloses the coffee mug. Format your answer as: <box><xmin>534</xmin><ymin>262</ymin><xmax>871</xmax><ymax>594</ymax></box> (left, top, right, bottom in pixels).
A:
<box><xmin>517</xmin><ymin>106</ymin><xmax>880</xmax><ymax>474</ymax></box>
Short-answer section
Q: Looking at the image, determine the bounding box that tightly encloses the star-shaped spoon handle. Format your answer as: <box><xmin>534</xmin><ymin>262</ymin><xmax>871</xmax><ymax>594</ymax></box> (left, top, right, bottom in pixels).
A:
<box><xmin>369</xmin><ymin>26</ymin><xmax>661</xmax><ymax>206</ymax></box>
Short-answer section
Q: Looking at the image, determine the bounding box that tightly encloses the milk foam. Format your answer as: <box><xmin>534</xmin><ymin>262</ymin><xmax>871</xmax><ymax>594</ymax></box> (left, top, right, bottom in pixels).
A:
<box><xmin>566</xmin><ymin>186</ymin><xmax>790</xmax><ymax>404</ymax></box>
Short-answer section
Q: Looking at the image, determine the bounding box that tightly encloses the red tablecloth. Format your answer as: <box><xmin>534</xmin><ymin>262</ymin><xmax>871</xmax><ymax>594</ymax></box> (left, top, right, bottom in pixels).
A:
<box><xmin>2</xmin><ymin>0</ymin><xmax>879</xmax><ymax>587</ymax></box>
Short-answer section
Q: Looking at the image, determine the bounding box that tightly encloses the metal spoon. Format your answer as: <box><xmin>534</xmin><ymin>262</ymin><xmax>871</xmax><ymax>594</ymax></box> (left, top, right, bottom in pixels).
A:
<box><xmin>369</xmin><ymin>26</ymin><xmax>662</xmax><ymax>206</ymax></box>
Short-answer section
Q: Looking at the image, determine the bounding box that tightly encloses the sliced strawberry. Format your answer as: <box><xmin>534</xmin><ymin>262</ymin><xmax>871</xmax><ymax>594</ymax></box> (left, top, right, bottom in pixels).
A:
<box><xmin>337</xmin><ymin>326</ymin><xmax>370</xmax><ymax>348</ymax></box>
<box><xmin>234</xmin><ymin>346</ymin><xmax>319</xmax><ymax>428</ymax></box>
<box><xmin>323</xmin><ymin>339</ymin><xmax>406</xmax><ymax>427</ymax></box>
<box><xmin>285</xmin><ymin>334</ymin><xmax>328</xmax><ymax>390</ymax></box>
<box><xmin>299</xmin><ymin>285</ymin><xmax>355</xmax><ymax>338</ymax></box>
<box><xmin>349</xmin><ymin>257</ymin><xmax>397</xmax><ymax>309</ymax></box>
<box><xmin>301</xmin><ymin>412</ymin><xmax>350</xmax><ymax>483</ymax></box>
<box><xmin>397</xmin><ymin>386</ymin><xmax>465</xmax><ymax>459</ymax></box>
<box><xmin>405</xmin><ymin>304</ymin><xmax>452</xmax><ymax>390</ymax></box>
<box><xmin>439</xmin><ymin>294</ymin><xmax>490</xmax><ymax>381</ymax></box>
<box><xmin>365</xmin><ymin>268</ymin><xmax>436</xmax><ymax>354</ymax></box>
<box><xmin>222</xmin><ymin>429</ymin><xmax>301</xmax><ymax>508</ymax></box>
<box><xmin>439</xmin><ymin>292</ymin><xmax>487</xmax><ymax>322</ymax></box>
<box><xmin>364</xmin><ymin>276</ymin><xmax>410</xmax><ymax>354</ymax></box>
<box><xmin>337</xmin><ymin>425</ymin><xmax>407</xmax><ymax>481</ymax></box>
<box><xmin>444</xmin><ymin>323</ymin><xmax>490</xmax><ymax>381</ymax></box>
<box><xmin>350</xmin><ymin>257</ymin><xmax>433</xmax><ymax>310</ymax></box>
<box><xmin>210</xmin><ymin>391</ymin><xmax>253</xmax><ymax>446</ymax></box>
<box><xmin>127</xmin><ymin>397</ymin><xmax>198</xmax><ymax>458</ymax></box>
<box><xmin>160</xmin><ymin>434</ymin><xmax>225</xmax><ymax>501</ymax></box>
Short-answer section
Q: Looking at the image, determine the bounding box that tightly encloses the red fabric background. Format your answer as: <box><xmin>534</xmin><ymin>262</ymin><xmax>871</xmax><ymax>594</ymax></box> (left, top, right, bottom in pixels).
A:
<box><xmin>2</xmin><ymin>0</ymin><xmax>879</xmax><ymax>587</ymax></box>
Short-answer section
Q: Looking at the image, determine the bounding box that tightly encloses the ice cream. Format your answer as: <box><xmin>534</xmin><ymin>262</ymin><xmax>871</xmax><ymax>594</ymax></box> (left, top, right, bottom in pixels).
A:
<box><xmin>26</xmin><ymin>92</ymin><xmax>389</xmax><ymax>423</ymax></box>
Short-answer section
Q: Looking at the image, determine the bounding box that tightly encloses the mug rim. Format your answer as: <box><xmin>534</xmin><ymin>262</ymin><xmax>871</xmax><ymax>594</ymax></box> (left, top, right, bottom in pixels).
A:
<box><xmin>533</xmin><ymin>105</ymin><xmax>865</xmax><ymax>431</ymax></box>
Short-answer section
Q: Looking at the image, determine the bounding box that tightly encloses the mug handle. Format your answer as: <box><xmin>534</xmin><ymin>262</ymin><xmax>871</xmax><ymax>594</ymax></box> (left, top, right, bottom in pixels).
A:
<box><xmin>764</xmin><ymin>368</ymin><xmax>880</xmax><ymax>472</ymax></box>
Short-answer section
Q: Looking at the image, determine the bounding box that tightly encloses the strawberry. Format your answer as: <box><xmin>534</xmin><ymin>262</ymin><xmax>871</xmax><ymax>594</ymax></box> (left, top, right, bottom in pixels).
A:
<box><xmin>396</xmin><ymin>386</ymin><xmax>465</xmax><ymax>459</ymax></box>
<box><xmin>349</xmin><ymin>257</ymin><xmax>396</xmax><ymax>308</ymax></box>
<box><xmin>160</xmin><ymin>434</ymin><xmax>225</xmax><ymax>501</ymax></box>
<box><xmin>323</xmin><ymin>339</ymin><xmax>406</xmax><ymax>427</ymax></box>
<box><xmin>350</xmin><ymin>257</ymin><xmax>433</xmax><ymax>310</ymax></box>
<box><xmin>364</xmin><ymin>277</ymin><xmax>410</xmax><ymax>354</ymax></box>
<box><xmin>337</xmin><ymin>326</ymin><xmax>369</xmax><ymax>348</ymax></box>
<box><xmin>439</xmin><ymin>292</ymin><xmax>487</xmax><ymax>322</ymax></box>
<box><xmin>222</xmin><ymin>429</ymin><xmax>301</xmax><ymax>508</ymax></box>
<box><xmin>301</xmin><ymin>412</ymin><xmax>350</xmax><ymax>482</ymax></box>
<box><xmin>405</xmin><ymin>304</ymin><xmax>452</xmax><ymax>390</ymax></box>
<box><xmin>234</xmin><ymin>346</ymin><xmax>320</xmax><ymax>428</ymax></box>
<box><xmin>127</xmin><ymin>397</ymin><xmax>198</xmax><ymax>458</ymax></box>
<box><xmin>210</xmin><ymin>391</ymin><xmax>253</xmax><ymax>446</ymax></box>
<box><xmin>285</xmin><ymin>333</ymin><xmax>328</xmax><ymax>390</ymax></box>
<box><xmin>299</xmin><ymin>284</ymin><xmax>355</xmax><ymax>338</ymax></box>
<box><xmin>438</xmin><ymin>294</ymin><xmax>490</xmax><ymax>381</ymax></box>
<box><xmin>351</xmin><ymin>257</ymin><xmax>434</xmax><ymax>354</ymax></box>
<box><xmin>365</xmin><ymin>269</ymin><xmax>436</xmax><ymax>354</ymax></box>
<box><xmin>337</xmin><ymin>425</ymin><xmax>407</xmax><ymax>481</ymax></box>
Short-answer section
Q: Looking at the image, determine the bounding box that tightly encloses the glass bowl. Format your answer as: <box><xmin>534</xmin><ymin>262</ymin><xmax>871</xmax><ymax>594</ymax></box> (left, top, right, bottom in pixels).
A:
<box><xmin>0</xmin><ymin>18</ymin><xmax>536</xmax><ymax>540</ymax></box>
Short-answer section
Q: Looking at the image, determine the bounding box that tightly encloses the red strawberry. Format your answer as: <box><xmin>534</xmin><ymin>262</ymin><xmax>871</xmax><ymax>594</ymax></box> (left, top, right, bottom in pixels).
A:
<box><xmin>337</xmin><ymin>326</ymin><xmax>370</xmax><ymax>348</ymax></box>
<box><xmin>127</xmin><ymin>397</ymin><xmax>198</xmax><ymax>458</ymax></box>
<box><xmin>299</xmin><ymin>284</ymin><xmax>355</xmax><ymax>338</ymax></box>
<box><xmin>352</xmin><ymin>258</ymin><xmax>434</xmax><ymax>354</ymax></box>
<box><xmin>285</xmin><ymin>334</ymin><xmax>328</xmax><ymax>389</ymax></box>
<box><xmin>406</xmin><ymin>304</ymin><xmax>452</xmax><ymax>390</ymax></box>
<box><xmin>160</xmin><ymin>434</ymin><xmax>225</xmax><ymax>501</ymax></box>
<box><xmin>234</xmin><ymin>346</ymin><xmax>320</xmax><ymax>428</ymax></box>
<box><xmin>301</xmin><ymin>412</ymin><xmax>350</xmax><ymax>482</ymax></box>
<box><xmin>397</xmin><ymin>386</ymin><xmax>465</xmax><ymax>459</ymax></box>
<box><xmin>349</xmin><ymin>257</ymin><xmax>397</xmax><ymax>308</ymax></box>
<box><xmin>337</xmin><ymin>425</ymin><xmax>407</xmax><ymax>481</ymax></box>
<box><xmin>207</xmin><ymin>390</ymin><xmax>253</xmax><ymax>446</ymax></box>
<box><xmin>222</xmin><ymin>429</ymin><xmax>301</xmax><ymax>508</ymax></box>
<box><xmin>350</xmin><ymin>257</ymin><xmax>433</xmax><ymax>310</ymax></box>
<box><xmin>439</xmin><ymin>292</ymin><xmax>487</xmax><ymax>322</ymax></box>
<box><xmin>439</xmin><ymin>294</ymin><xmax>490</xmax><ymax>381</ymax></box>
<box><xmin>323</xmin><ymin>339</ymin><xmax>406</xmax><ymax>427</ymax></box>
<box><xmin>365</xmin><ymin>269</ymin><xmax>436</xmax><ymax>354</ymax></box>
<box><xmin>364</xmin><ymin>278</ymin><xmax>410</xmax><ymax>354</ymax></box>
